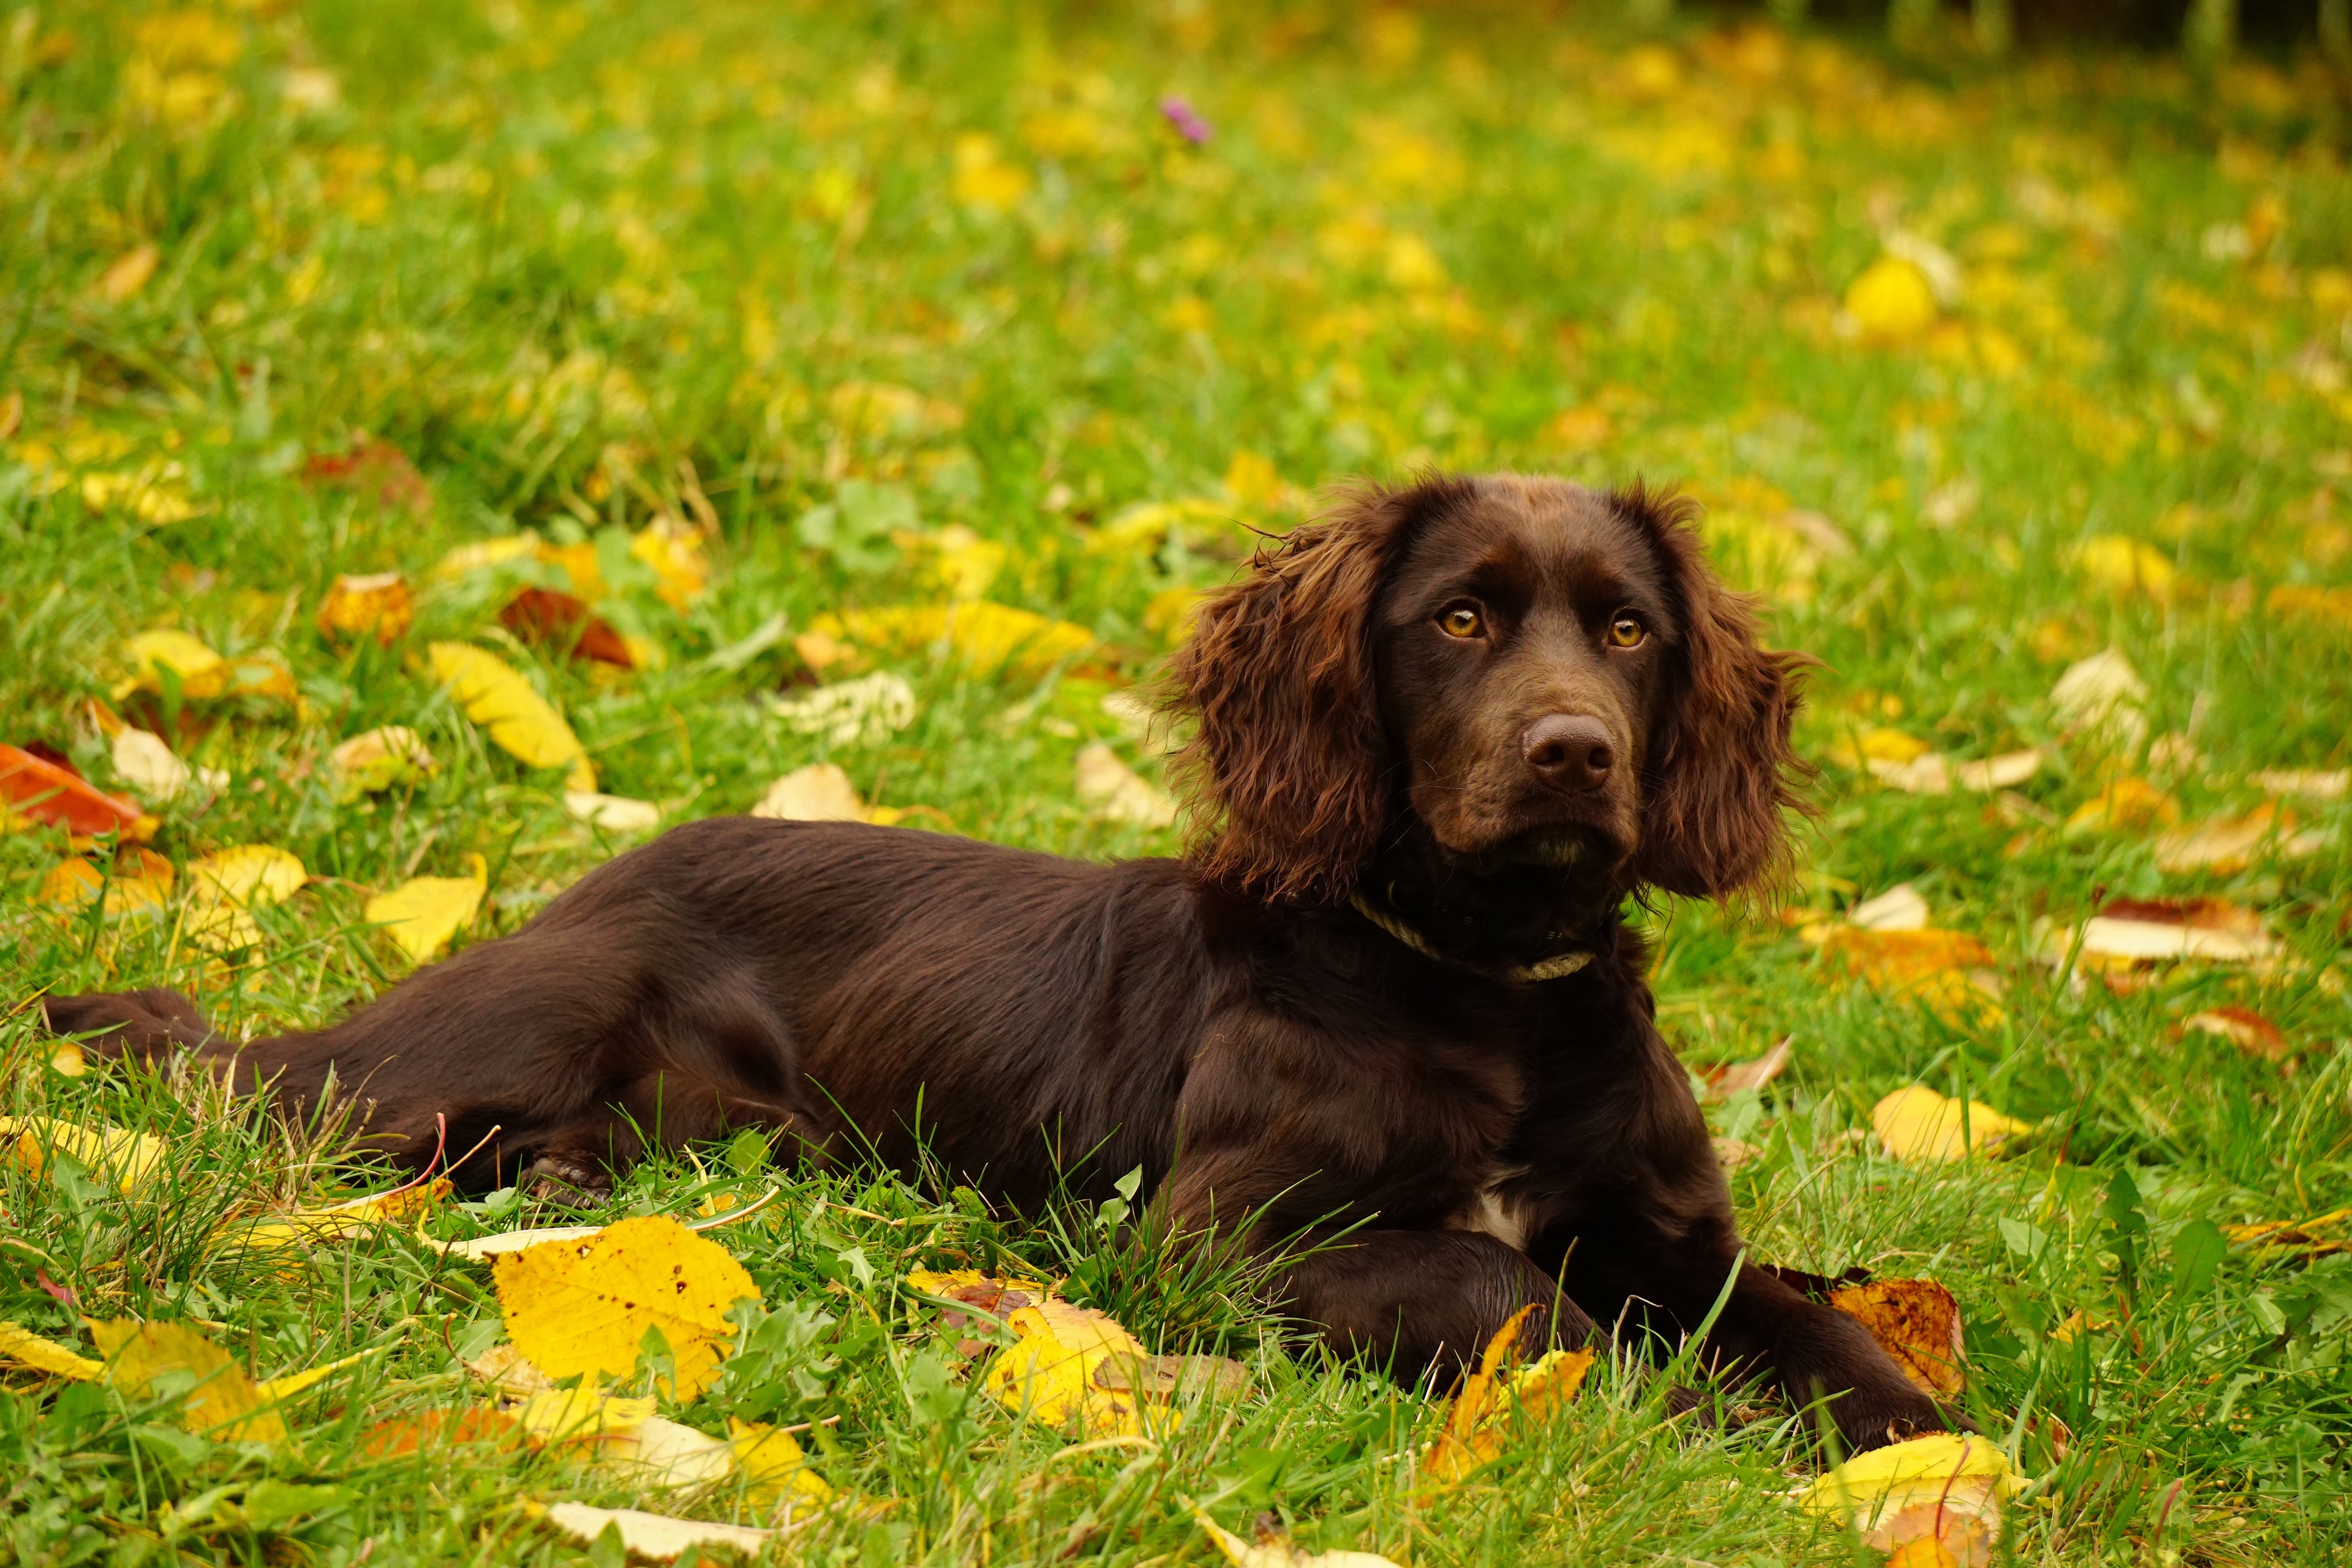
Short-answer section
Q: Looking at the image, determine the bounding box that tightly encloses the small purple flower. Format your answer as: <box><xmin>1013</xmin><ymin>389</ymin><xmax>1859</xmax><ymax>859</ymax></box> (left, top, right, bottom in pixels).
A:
<box><xmin>1159</xmin><ymin>96</ymin><xmax>1212</xmax><ymax>145</ymax></box>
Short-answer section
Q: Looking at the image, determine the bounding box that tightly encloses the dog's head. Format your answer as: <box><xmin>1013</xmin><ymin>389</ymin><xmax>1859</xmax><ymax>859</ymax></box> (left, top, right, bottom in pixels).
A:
<box><xmin>1168</xmin><ymin>473</ymin><xmax>1803</xmax><ymax>911</ymax></box>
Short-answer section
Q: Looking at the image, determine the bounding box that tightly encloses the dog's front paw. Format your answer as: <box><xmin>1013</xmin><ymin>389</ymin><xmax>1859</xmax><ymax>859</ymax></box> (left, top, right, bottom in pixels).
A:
<box><xmin>1830</xmin><ymin>1385</ymin><xmax>1950</xmax><ymax>1454</ymax></box>
<box><xmin>525</xmin><ymin>1153</ymin><xmax>612</xmax><ymax>1207</ymax></box>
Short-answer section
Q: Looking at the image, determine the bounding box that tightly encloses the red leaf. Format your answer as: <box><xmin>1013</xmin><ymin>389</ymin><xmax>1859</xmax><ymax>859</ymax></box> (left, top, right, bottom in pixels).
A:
<box><xmin>499</xmin><ymin>586</ymin><xmax>634</xmax><ymax>668</ymax></box>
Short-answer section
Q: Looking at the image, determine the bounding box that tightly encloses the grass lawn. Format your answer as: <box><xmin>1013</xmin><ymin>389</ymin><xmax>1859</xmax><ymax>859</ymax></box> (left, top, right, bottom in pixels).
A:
<box><xmin>4</xmin><ymin>3</ymin><xmax>2351</xmax><ymax>1564</ymax></box>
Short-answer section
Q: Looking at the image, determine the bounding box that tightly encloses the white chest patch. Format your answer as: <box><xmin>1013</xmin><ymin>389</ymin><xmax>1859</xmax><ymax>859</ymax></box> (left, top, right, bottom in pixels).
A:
<box><xmin>1447</xmin><ymin>1164</ymin><xmax>1533</xmax><ymax>1252</ymax></box>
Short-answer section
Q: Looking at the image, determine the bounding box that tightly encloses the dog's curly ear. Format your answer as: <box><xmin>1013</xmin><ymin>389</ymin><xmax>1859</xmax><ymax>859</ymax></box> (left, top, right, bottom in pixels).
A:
<box><xmin>1167</xmin><ymin>482</ymin><xmax>1440</xmax><ymax>900</ymax></box>
<box><xmin>1616</xmin><ymin>483</ymin><xmax>1809</xmax><ymax>900</ymax></box>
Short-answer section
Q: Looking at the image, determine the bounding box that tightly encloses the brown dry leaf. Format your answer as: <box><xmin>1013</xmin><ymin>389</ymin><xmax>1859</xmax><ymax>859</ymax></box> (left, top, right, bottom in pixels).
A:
<box><xmin>2184</xmin><ymin>1006</ymin><xmax>2288</xmax><ymax>1060</ymax></box>
<box><xmin>1871</xmin><ymin>1087</ymin><xmax>2031</xmax><ymax>1163</ymax></box>
<box><xmin>500</xmin><ymin>585</ymin><xmax>634</xmax><ymax>668</ymax></box>
<box><xmin>531</xmin><ymin>1501</ymin><xmax>775</xmax><ymax>1562</ymax></box>
<box><xmin>493</xmin><ymin>1214</ymin><xmax>758</xmax><ymax>1400</ymax></box>
<box><xmin>1798</xmin><ymin>1433</ymin><xmax>2021</xmax><ymax>1568</ymax></box>
<box><xmin>1093</xmin><ymin>1352</ymin><xmax>1252</xmax><ymax>1400</ymax></box>
<box><xmin>1828</xmin><ymin>1280</ymin><xmax>1967</xmax><ymax>1396</ymax></box>
<box><xmin>1423</xmin><ymin>1305</ymin><xmax>1594</xmax><ymax>1488</ymax></box>
<box><xmin>2</xmin><ymin>1114</ymin><xmax>168</xmax><ymax>1193</ymax></box>
<box><xmin>302</xmin><ymin>437</ymin><xmax>431</xmax><ymax>514</ymax></box>
<box><xmin>426</xmin><ymin>643</ymin><xmax>595</xmax><ymax>791</ymax></box>
<box><xmin>1703</xmin><ymin>1037</ymin><xmax>1792</xmax><ymax>1099</ymax></box>
<box><xmin>363</xmin><ymin>853</ymin><xmax>487</xmax><ymax>964</ymax></box>
<box><xmin>87</xmin><ymin>1320</ymin><xmax>286</xmax><ymax>1443</ymax></box>
<box><xmin>316</xmin><ymin>571</ymin><xmax>414</xmax><ymax>645</ymax></box>
<box><xmin>1076</xmin><ymin>744</ymin><xmax>1177</xmax><ymax>827</ymax></box>
<box><xmin>0</xmin><ymin>1321</ymin><xmax>103</xmax><ymax>1381</ymax></box>
<box><xmin>751</xmin><ymin>762</ymin><xmax>905</xmax><ymax>826</ymax></box>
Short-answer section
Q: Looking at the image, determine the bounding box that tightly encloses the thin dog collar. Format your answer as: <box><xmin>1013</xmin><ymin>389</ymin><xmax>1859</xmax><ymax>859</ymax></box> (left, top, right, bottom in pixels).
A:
<box><xmin>1349</xmin><ymin>892</ymin><xmax>1596</xmax><ymax>983</ymax></box>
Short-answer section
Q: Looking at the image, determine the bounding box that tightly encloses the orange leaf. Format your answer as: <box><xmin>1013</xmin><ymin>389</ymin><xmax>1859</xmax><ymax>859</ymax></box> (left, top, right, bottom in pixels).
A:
<box><xmin>0</xmin><ymin>744</ymin><xmax>153</xmax><ymax>840</ymax></box>
<box><xmin>358</xmin><ymin>1405</ymin><xmax>519</xmax><ymax>1458</ymax></box>
<box><xmin>1828</xmin><ymin>1279</ymin><xmax>1968</xmax><ymax>1396</ymax></box>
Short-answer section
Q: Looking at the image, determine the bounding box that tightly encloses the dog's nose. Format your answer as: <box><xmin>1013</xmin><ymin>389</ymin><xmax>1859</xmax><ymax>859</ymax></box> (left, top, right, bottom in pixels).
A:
<box><xmin>1522</xmin><ymin>714</ymin><xmax>1615</xmax><ymax>793</ymax></box>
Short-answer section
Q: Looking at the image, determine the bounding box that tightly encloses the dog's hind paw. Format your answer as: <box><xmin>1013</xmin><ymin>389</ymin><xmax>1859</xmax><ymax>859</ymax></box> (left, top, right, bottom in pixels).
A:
<box><xmin>524</xmin><ymin>1154</ymin><xmax>612</xmax><ymax>1207</ymax></box>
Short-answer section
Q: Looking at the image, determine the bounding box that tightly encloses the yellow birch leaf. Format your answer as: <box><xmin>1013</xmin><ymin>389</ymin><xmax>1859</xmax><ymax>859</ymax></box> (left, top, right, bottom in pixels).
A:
<box><xmin>630</xmin><ymin>518</ymin><xmax>709</xmax><ymax>609</ymax></box>
<box><xmin>0</xmin><ymin>1321</ymin><xmax>103</xmax><ymax>1380</ymax></box>
<box><xmin>187</xmin><ymin>843</ymin><xmax>306</xmax><ymax>951</ymax></box>
<box><xmin>493</xmin><ymin>1214</ymin><xmax>758</xmax><ymax>1400</ymax></box>
<box><xmin>519</xmin><ymin>1385</ymin><xmax>656</xmax><ymax>1447</ymax></box>
<box><xmin>118</xmin><ymin>629</ymin><xmax>230</xmax><ymax>699</ymax></box>
<box><xmin>88</xmin><ymin>1320</ymin><xmax>287</xmax><ymax>1443</ymax></box>
<box><xmin>986</xmin><ymin>1295</ymin><xmax>1166</xmax><ymax>1438</ymax></box>
<box><xmin>315</xmin><ymin>570</ymin><xmax>413</xmax><ymax>644</ymax></box>
<box><xmin>807</xmin><ymin>603</ymin><xmax>1094</xmax><ymax>679</ymax></box>
<box><xmin>363</xmin><ymin>853</ymin><xmax>487</xmax><ymax>963</ymax></box>
<box><xmin>532</xmin><ymin>1501</ymin><xmax>774</xmax><ymax>1562</ymax></box>
<box><xmin>330</xmin><ymin>725</ymin><xmax>437</xmax><ymax>799</ymax></box>
<box><xmin>49</xmin><ymin>1041</ymin><xmax>87</xmax><ymax>1077</ymax></box>
<box><xmin>227</xmin><ymin>1176</ymin><xmax>452</xmax><ymax>1250</ymax></box>
<box><xmin>426</xmin><ymin>642</ymin><xmax>594</xmax><ymax>786</ymax></box>
<box><xmin>1423</xmin><ymin>1305</ymin><xmax>1593</xmax><ymax>1487</ymax></box>
<box><xmin>1800</xmin><ymin>1433</ymin><xmax>2019</xmax><ymax>1562</ymax></box>
<box><xmin>729</xmin><ymin>1417</ymin><xmax>832</xmax><ymax>1510</ymax></box>
<box><xmin>432</xmin><ymin>1223</ymin><xmax>607</xmax><ymax>1262</ymax></box>
<box><xmin>254</xmin><ymin>1344</ymin><xmax>386</xmax><ymax>1403</ymax></box>
<box><xmin>431</xmin><ymin>533</ymin><xmax>543</xmax><ymax>581</ymax></box>
<box><xmin>615</xmin><ymin>1414</ymin><xmax>735</xmax><ymax>1483</ymax></box>
<box><xmin>2</xmin><ymin>1115</ymin><xmax>168</xmax><ymax>1193</ymax></box>
<box><xmin>1872</xmin><ymin>1087</ymin><xmax>2032</xmax><ymax>1163</ymax></box>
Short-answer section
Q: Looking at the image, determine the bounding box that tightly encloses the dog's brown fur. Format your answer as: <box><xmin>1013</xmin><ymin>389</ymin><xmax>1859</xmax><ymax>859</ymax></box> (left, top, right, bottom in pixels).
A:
<box><xmin>47</xmin><ymin>475</ymin><xmax>1943</xmax><ymax>1451</ymax></box>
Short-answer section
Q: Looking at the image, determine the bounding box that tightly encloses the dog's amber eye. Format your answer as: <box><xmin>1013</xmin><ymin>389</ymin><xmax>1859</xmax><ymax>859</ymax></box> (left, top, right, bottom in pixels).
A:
<box><xmin>1439</xmin><ymin>605</ymin><xmax>1484</xmax><ymax>639</ymax></box>
<box><xmin>1607</xmin><ymin>616</ymin><xmax>1646</xmax><ymax>648</ymax></box>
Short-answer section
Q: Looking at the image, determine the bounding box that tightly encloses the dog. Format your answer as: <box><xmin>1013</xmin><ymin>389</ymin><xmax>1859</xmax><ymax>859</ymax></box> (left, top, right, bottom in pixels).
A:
<box><xmin>46</xmin><ymin>473</ymin><xmax>1947</xmax><ymax>1451</ymax></box>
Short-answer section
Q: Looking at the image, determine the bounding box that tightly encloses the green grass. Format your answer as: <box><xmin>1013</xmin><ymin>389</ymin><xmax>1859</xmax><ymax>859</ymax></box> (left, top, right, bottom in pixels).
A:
<box><xmin>5</xmin><ymin>2</ymin><xmax>2352</xmax><ymax>1563</ymax></box>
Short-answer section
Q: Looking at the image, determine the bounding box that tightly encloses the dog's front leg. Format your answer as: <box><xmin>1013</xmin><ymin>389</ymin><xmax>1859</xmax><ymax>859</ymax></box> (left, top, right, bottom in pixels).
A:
<box><xmin>1270</xmin><ymin>1228</ymin><xmax>1604</xmax><ymax>1381</ymax></box>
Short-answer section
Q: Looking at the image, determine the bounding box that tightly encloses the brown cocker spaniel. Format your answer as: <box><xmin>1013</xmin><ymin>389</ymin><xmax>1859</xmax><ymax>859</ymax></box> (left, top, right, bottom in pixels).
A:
<box><xmin>47</xmin><ymin>473</ymin><xmax>1946</xmax><ymax>1451</ymax></box>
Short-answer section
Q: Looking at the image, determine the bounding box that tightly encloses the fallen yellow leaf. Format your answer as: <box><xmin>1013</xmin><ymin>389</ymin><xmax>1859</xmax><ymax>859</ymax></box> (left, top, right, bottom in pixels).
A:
<box><xmin>1423</xmin><ymin>1305</ymin><xmax>1594</xmax><ymax>1487</ymax></box>
<box><xmin>2154</xmin><ymin>804</ymin><xmax>2323</xmax><ymax>875</ymax></box>
<box><xmin>316</xmin><ymin>570</ymin><xmax>414</xmax><ymax>644</ymax></box>
<box><xmin>363</xmin><ymin>853</ymin><xmax>488</xmax><ymax>964</ymax></box>
<box><xmin>2070</xmin><ymin>535</ymin><xmax>2175</xmax><ymax>601</ymax></box>
<box><xmin>1190</xmin><ymin>1504</ymin><xmax>1403</xmax><ymax>1568</ymax></box>
<box><xmin>434</xmin><ymin>1223</ymin><xmax>608</xmax><ymax>1262</ymax></box>
<box><xmin>1798</xmin><ymin>1433</ymin><xmax>2020</xmax><ymax>1567</ymax></box>
<box><xmin>2</xmin><ymin>1115</ymin><xmax>168</xmax><ymax>1193</ymax></box>
<box><xmin>186</xmin><ymin>843</ymin><xmax>306</xmax><ymax>950</ymax></box>
<box><xmin>117</xmin><ymin>629</ymin><xmax>230</xmax><ymax>698</ymax></box>
<box><xmin>907</xmin><ymin>1268</ymin><xmax>1170</xmax><ymax>1437</ymax></box>
<box><xmin>518</xmin><ymin>1385</ymin><xmax>657</xmax><ymax>1447</ymax></box>
<box><xmin>2064</xmin><ymin>776</ymin><xmax>2179</xmax><ymax>835</ymax></box>
<box><xmin>1845</xmin><ymin>255</ymin><xmax>1939</xmax><ymax>342</ymax></box>
<box><xmin>750</xmin><ymin>762</ymin><xmax>894</xmax><ymax>824</ymax></box>
<box><xmin>1828</xmin><ymin>1280</ymin><xmax>1968</xmax><ymax>1396</ymax></box>
<box><xmin>330</xmin><ymin>725</ymin><xmax>437</xmax><ymax>799</ymax></box>
<box><xmin>630</xmin><ymin>517</ymin><xmax>709</xmax><ymax>610</ymax></box>
<box><xmin>227</xmin><ymin>1176</ymin><xmax>451</xmax><ymax>1250</ymax></box>
<box><xmin>531</xmin><ymin>1501</ymin><xmax>775</xmax><ymax>1562</ymax></box>
<box><xmin>40</xmin><ymin>848</ymin><xmax>176</xmax><ymax>919</ymax></box>
<box><xmin>807</xmin><ymin>602</ymin><xmax>1093</xmax><ymax>679</ymax></box>
<box><xmin>99</xmin><ymin>243</ymin><xmax>161</xmax><ymax>303</ymax></box>
<box><xmin>426</xmin><ymin>642</ymin><xmax>595</xmax><ymax>791</ymax></box>
<box><xmin>1871</xmin><ymin>1087</ymin><xmax>2031</xmax><ymax>1163</ymax></box>
<box><xmin>493</xmin><ymin>1214</ymin><xmax>758</xmax><ymax>1400</ymax></box>
<box><xmin>1805</xmin><ymin>927</ymin><xmax>2003</xmax><ymax>1025</ymax></box>
<box><xmin>0</xmin><ymin>1321</ymin><xmax>102</xmax><ymax>1381</ymax></box>
<box><xmin>88</xmin><ymin>1320</ymin><xmax>287</xmax><ymax>1443</ymax></box>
